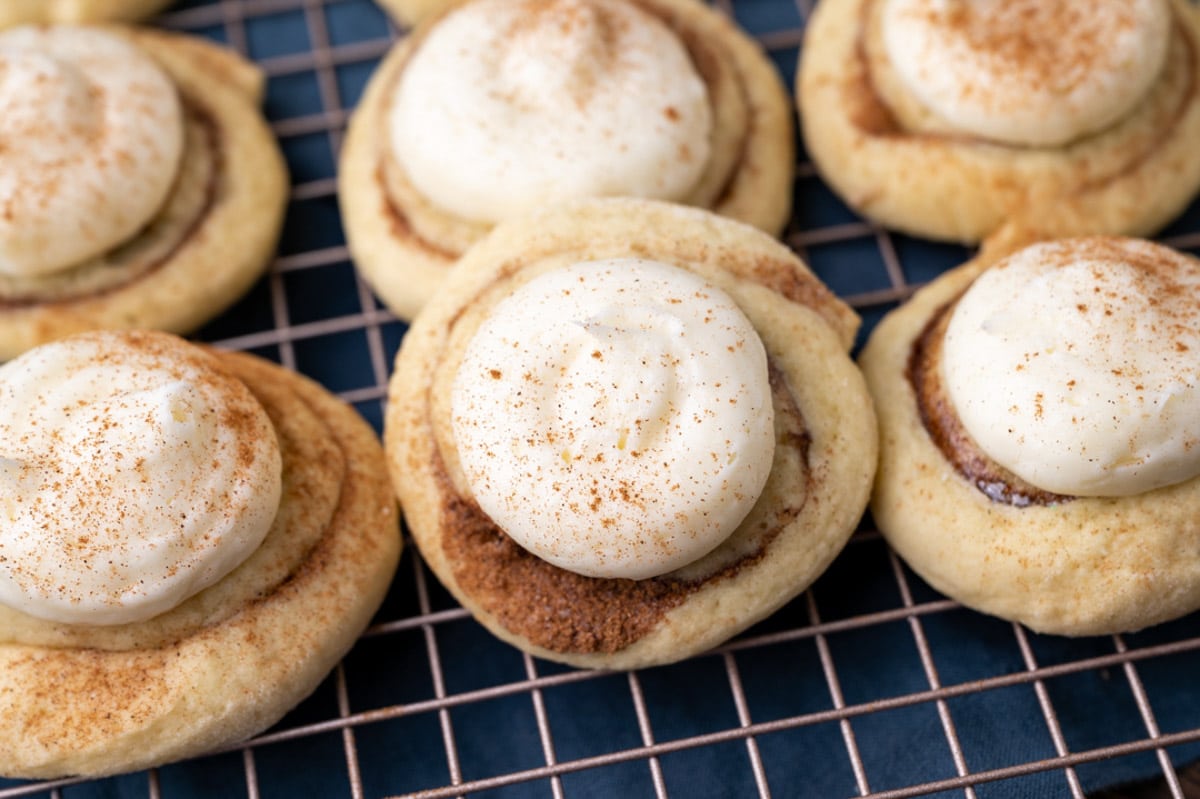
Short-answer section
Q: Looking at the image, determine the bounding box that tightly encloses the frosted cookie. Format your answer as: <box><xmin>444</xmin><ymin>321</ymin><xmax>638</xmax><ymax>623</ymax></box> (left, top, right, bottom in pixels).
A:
<box><xmin>798</xmin><ymin>0</ymin><xmax>1200</xmax><ymax>244</ymax></box>
<box><xmin>0</xmin><ymin>25</ymin><xmax>288</xmax><ymax>361</ymax></box>
<box><xmin>0</xmin><ymin>0</ymin><xmax>171</xmax><ymax>25</ymax></box>
<box><xmin>340</xmin><ymin>0</ymin><xmax>794</xmax><ymax>321</ymax></box>
<box><xmin>860</xmin><ymin>236</ymin><xmax>1200</xmax><ymax>635</ymax></box>
<box><xmin>386</xmin><ymin>198</ymin><xmax>876</xmax><ymax>669</ymax></box>
<box><xmin>0</xmin><ymin>330</ymin><xmax>400</xmax><ymax>778</ymax></box>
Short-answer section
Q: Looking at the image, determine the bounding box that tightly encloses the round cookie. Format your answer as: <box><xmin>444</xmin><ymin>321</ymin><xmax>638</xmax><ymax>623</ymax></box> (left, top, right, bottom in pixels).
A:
<box><xmin>386</xmin><ymin>198</ymin><xmax>877</xmax><ymax>670</ymax></box>
<box><xmin>0</xmin><ymin>0</ymin><xmax>172</xmax><ymax>25</ymax></box>
<box><xmin>340</xmin><ymin>0</ymin><xmax>794</xmax><ymax>321</ymax></box>
<box><xmin>0</xmin><ymin>26</ymin><xmax>288</xmax><ymax>361</ymax></box>
<box><xmin>859</xmin><ymin>237</ymin><xmax>1200</xmax><ymax>636</ymax></box>
<box><xmin>0</xmin><ymin>331</ymin><xmax>401</xmax><ymax>778</ymax></box>
<box><xmin>797</xmin><ymin>0</ymin><xmax>1200</xmax><ymax>244</ymax></box>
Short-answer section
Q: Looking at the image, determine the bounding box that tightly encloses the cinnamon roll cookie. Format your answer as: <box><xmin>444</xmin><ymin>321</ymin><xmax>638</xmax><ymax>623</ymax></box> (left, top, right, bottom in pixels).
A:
<box><xmin>861</xmin><ymin>236</ymin><xmax>1200</xmax><ymax>635</ymax></box>
<box><xmin>386</xmin><ymin>199</ymin><xmax>876</xmax><ymax>669</ymax></box>
<box><xmin>0</xmin><ymin>330</ymin><xmax>400</xmax><ymax>778</ymax></box>
<box><xmin>798</xmin><ymin>0</ymin><xmax>1200</xmax><ymax>244</ymax></box>
<box><xmin>0</xmin><ymin>25</ymin><xmax>288</xmax><ymax>361</ymax></box>
<box><xmin>0</xmin><ymin>0</ymin><xmax>171</xmax><ymax>25</ymax></box>
<box><xmin>339</xmin><ymin>0</ymin><xmax>793</xmax><ymax>321</ymax></box>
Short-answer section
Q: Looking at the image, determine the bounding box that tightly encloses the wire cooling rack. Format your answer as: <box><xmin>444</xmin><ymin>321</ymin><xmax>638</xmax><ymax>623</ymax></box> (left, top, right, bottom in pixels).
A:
<box><xmin>4</xmin><ymin>1</ymin><xmax>1200</xmax><ymax>797</ymax></box>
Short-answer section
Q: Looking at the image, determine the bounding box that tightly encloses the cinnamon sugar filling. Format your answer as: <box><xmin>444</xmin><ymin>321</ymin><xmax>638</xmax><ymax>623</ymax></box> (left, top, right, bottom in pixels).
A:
<box><xmin>435</xmin><ymin>363</ymin><xmax>811</xmax><ymax>655</ymax></box>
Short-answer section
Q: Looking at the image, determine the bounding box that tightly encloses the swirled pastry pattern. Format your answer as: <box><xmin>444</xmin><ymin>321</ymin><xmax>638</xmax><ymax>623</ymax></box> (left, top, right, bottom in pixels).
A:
<box><xmin>340</xmin><ymin>0</ymin><xmax>794</xmax><ymax>321</ymax></box>
<box><xmin>0</xmin><ymin>26</ymin><xmax>288</xmax><ymax>360</ymax></box>
<box><xmin>860</xmin><ymin>237</ymin><xmax>1200</xmax><ymax>635</ymax></box>
<box><xmin>0</xmin><ymin>332</ymin><xmax>400</xmax><ymax>779</ymax></box>
<box><xmin>0</xmin><ymin>332</ymin><xmax>281</xmax><ymax>625</ymax></box>
<box><xmin>0</xmin><ymin>27</ymin><xmax>183</xmax><ymax>277</ymax></box>
<box><xmin>386</xmin><ymin>199</ymin><xmax>876</xmax><ymax>669</ymax></box>
<box><xmin>798</xmin><ymin>0</ymin><xmax>1200</xmax><ymax>244</ymax></box>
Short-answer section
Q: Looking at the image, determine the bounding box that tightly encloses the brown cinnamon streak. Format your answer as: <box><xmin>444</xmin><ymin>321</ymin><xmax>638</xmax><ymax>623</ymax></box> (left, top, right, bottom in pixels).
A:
<box><xmin>435</xmin><ymin>362</ymin><xmax>810</xmax><ymax>655</ymax></box>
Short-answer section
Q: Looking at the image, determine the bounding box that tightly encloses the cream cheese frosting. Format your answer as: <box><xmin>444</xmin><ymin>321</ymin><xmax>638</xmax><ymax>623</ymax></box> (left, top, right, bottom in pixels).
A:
<box><xmin>0</xmin><ymin>331</ymin><xmax>282</xmax><ymax>625</ymax></box>
<box><xmin>942</xmin><ymin>238</ymin><xmax>1200</xmax><ymax>497</ymax></box>
<box><xmin>0</xmin><ymin>26</ymin><xmax>184</xmax><ymax>278</ymax></box>
<box><xmin>880</xmin><ymin>0</ymin><xmax>1171</xmax><ymax>147</ymax></box>
<box><xmin>387</xmin><ymin>0</ymin><xmax>712</xmax><ymax>224</ymax></box>
<box><xmin>451</xmin><ymin>258</ymin><xmax>775</xmax><ymax>580</ymax></box>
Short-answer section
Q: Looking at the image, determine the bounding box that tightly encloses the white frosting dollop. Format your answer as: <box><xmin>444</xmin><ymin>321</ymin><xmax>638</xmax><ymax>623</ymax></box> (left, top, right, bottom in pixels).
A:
<box><xmin>388</xmin><ymin>0</ymin><xmax>712</xmax><ymax>224</ymax></box>
<box><xmin>942</xmin><ymin>238</ymin><xmax>1200</xmax><ymax>497</ymax></box>
<box><xmin>881</xmin><ymin>0</ymin><xmax>1170</xmax><ymax>146</ymax></box>
<box><xmin>0</xmin><ymin>26</ymin><xmax>184</xmax><ymax>277</ymax></box>
<box><xmin>0</xmin><ymin>331</ymin><xmax>282</xmax><ymax>625</ymax></box>
<box><xmin>451</xmin><ymin>259</ymin><xmax>775</xmax><ymax>579</ymax></box>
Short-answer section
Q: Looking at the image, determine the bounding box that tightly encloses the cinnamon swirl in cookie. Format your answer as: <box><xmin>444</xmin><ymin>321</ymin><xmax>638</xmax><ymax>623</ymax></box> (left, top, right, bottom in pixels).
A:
<box><xmin>0</xmin><ymin>331</ymin><xmax>400</xmax><ymax>778</ymax></box>
<box><xmin>860</xmin><ymin>236</ymin><xmax>1200</xmax><ymax>635</ymax></box>
<box><xmin>386</xmin><ymin>198</ymin><xmax>876</xmax><ymax>669</ymax></box>
<box><xmin>0</xmin><ymin>0</ymin><xmax>171</xmax><ymax>25</ymax></box>
<box><xmin>0</xmin><ymin>25</ymin><xmax>287</xmax><ymax>360</ymax></box>
<box><xmin>340</xmin><ymin>0</ymin><xmax>793</xmax><ymax>321</ymax></box>
<box><xmin>798</xmin><ymin>0</ymin><xmax>1200</xmax><ymax>244</ymax></box>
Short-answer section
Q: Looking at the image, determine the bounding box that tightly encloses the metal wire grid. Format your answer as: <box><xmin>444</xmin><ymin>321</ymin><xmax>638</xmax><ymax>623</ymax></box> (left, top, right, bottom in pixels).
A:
<box><xmin>1</xmin><ymin>0</ymin><xmax>1199</xmax><ymax>797</ymax></box>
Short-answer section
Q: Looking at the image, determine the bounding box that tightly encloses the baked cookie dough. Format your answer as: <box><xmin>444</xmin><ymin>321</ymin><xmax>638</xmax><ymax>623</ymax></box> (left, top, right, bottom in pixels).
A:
<box><xmin>0</xmin><ymin>331</ymin><xmax>400</xmax><ymax>778</ymax></box>
<box><xmin>386</xmin><ymin>198</ymin><xmax>876</xmax><ymax>670</ymax></box>
<box><xmin>340</xmin><ymin>0</ymin><xmax>794</xmax><ymax>321</ymax></box>
<box><xmin>373</xmin><ymin>0</ymin><xmax>445</xmax><ymax>27</ymax></box>
<box><xmin>798</xmin><ymin>0</ymin><xmax>1200</xmax><ymax>244</ymax></box>
<box><xmin>0</xmin><ymin>0</ymin><xmax>171</xmax><ymax>25</ymax></box>
<box><xmin>0</xmin><ymin>25</ymin><xmax>288</xmax><ymax>361</ymax></box>
<box><xmin>860</xmin><ymin>236</ymin><xmax>1200</xmax><ymax>635</ymax></box>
